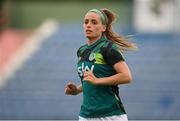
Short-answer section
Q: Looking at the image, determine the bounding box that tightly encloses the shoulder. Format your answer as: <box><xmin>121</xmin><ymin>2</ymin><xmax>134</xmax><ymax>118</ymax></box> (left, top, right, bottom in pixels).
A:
<box><xmin>77</xmin><ymin>44</ymin><xmax>87</xmax><ymax>57</ymax></box>
<box><xmin>101</xmin><ymin>40</ymin><xmax>125</xmax><ymax>66</ymax></box>
<box><xmin>101</xmin><ymin>39</ymin><xmax>120</xmax><ymax>52</ymax></box>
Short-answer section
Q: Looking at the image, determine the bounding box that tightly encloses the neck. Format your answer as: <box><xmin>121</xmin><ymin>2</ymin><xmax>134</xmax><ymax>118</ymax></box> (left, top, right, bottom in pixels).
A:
<box><xmin>87</xmin><ymin>35</ymin><xmax>102</xmax><ymax>45</ymax></box>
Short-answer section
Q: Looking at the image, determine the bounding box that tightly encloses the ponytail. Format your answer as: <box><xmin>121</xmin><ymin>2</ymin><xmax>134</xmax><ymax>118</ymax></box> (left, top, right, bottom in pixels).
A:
<box><xmin>101</xmin><ymin>8</ymin><xmax>137</xmax><ymax>51</ymax></box>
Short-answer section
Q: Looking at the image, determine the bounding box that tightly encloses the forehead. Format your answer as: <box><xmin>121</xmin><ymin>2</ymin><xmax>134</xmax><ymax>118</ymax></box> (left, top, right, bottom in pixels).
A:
<box><xmin>84</xmin><ymin>12</ymin><xmax>101</xmax><ymax>20</ymax></box>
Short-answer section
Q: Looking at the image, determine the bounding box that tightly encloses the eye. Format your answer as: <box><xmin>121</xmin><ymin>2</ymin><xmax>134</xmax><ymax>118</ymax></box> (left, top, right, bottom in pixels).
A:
<box><xmin>92</xmin><ymin>20</ymin><xmax>97</xmax><ymax>25</ymax></box>
<box><xmin>84</xmin><ymin>19</ymin><xmax>89</xmax><ymax>24</ymax></box>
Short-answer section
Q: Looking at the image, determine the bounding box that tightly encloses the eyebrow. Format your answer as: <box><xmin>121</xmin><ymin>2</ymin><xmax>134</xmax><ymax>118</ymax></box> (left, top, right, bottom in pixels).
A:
<box><xmin>84</xmin><ymin>18</ymin><xmax>98</xmax><ymax>21</ymax></box>
<box><xmin>91</xmin><ymin>19</ymin><xmax>97</xmax><ymax>21</ymax></box>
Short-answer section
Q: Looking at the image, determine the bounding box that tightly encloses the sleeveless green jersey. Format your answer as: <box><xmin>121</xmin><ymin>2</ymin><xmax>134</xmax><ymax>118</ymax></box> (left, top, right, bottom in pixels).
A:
<box><xmin>77</xmin><ymin>36</ymin><xmax>126</xmax><ymax>118</ymax></box>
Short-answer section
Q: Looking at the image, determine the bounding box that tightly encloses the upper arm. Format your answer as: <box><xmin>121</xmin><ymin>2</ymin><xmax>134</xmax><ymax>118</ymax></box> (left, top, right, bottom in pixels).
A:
<box><xmin>114</xmin><ymin>61</ymin><xmax>130</xmax><ymax>73</ymax></box>
<box><xmin>113</xmin><ymin>61</ymin><xmax>132</xmax><ymax>81</ymax></box>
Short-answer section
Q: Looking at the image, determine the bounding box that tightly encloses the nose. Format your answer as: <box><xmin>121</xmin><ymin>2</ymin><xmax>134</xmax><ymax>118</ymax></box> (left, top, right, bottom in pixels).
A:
<box><xmin>86</xmin><ymin>22</ymin><xmax>91</xmax><ymax>28</ymax></box>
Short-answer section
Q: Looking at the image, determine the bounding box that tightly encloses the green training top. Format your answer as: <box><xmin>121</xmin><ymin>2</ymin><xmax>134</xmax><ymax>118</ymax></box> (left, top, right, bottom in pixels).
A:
<box><xmin>77</xmin><ymin>36</ymin><xmax>126</xmax><ymax>118</ymax></box>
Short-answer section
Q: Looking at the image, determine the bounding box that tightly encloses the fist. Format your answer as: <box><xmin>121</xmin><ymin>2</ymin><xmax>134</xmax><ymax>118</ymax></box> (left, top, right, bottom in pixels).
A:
<box><xmin>65</xmin><ymin>82</ymin><xmax>78</xmax><ymax>95</ymax></box>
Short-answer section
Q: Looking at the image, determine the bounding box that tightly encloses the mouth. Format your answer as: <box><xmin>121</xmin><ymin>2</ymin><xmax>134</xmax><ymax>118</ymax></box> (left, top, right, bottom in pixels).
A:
<box><xmin>86</xmin><ymin>30</ymin><xmax>92</xmax><ymax>33</ymax></box>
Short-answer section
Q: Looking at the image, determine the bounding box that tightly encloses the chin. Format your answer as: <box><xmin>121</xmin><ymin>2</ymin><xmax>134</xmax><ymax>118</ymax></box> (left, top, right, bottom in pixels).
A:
<box><xmin>86</xmin><ymin>35</ymin><xmax>93</xmax><ymax>39</ymax></box>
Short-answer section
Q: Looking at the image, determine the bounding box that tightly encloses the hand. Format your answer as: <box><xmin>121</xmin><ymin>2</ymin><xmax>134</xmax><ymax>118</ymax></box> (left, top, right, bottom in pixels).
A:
<box><xmin>65</xmin><ymin>82</ymin><xmax>78</xmax><ymax>95</ymax></box>
<box><xmin>83</xmin><ymin>71</ymin><xmax>98</xmax><ymax>85</ymax></box>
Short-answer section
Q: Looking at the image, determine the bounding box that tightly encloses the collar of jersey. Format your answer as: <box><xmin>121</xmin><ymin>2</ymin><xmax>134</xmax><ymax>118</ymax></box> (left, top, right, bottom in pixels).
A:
<box><xmin>87</xmin><ymin>36</ymin><xmax>106</xmax><ymax>49</ymax></box>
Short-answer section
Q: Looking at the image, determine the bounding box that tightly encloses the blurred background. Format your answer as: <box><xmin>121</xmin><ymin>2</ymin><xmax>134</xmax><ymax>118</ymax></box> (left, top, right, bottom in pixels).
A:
<box><xmin>0</xmin><ymin>0</ymin><xmax>180</xmax><ymax>120</ymax></box>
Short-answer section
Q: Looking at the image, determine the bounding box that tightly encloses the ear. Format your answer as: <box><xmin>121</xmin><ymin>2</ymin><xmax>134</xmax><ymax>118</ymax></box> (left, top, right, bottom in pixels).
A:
<box><xmin>102</xmin><ymin>25</ymin><xmax>106</xmax><ymax>32</ymax></box>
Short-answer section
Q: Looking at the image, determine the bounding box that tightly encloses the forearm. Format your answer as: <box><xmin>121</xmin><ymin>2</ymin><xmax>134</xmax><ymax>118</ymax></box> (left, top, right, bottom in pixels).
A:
<box><xmin>96</xmin><ymin>73</ymin><xmax>131</xmax><ymax>85</ymax></box>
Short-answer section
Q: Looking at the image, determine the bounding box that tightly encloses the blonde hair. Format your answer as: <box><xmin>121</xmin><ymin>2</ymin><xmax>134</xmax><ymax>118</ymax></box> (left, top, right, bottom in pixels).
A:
<box><xmin>101</xmin><ymin>8</ymin><xmax>137</xmax><ymax>51</ymax></box>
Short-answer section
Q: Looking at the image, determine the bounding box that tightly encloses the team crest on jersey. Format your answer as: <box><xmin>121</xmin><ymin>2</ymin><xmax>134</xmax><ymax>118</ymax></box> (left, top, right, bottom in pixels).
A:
<box><xmin>89</xmin><ymin>53</ymin><xmax>96</xmax><ymax>61</ymax></box>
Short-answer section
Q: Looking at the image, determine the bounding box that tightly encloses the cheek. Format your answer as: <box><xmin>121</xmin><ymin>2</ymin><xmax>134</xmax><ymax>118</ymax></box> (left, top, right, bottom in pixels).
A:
<box><xmin>83</xmin><ymin>24</ymin><xmax>86</xmax><ymax>29</ymax></box>
<box><xmin>83</xmin><ymin>24</ymin><xmax>87</xmax><ymax>33</ymax></box>
<box><xmin>95</xmin><ymin>26</ymin><xmax>103</xmax><ymax>33</ymax></box>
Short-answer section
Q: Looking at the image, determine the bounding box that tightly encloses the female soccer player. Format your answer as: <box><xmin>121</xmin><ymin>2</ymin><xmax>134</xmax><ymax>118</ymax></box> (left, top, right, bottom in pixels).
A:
<box><xmin>65</xmin><ymin>8</ymin><xmax>137</xmax><ymax>121</ymax></box>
